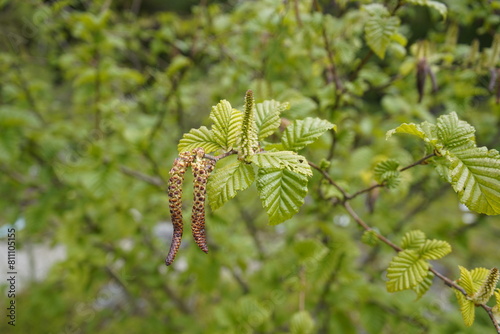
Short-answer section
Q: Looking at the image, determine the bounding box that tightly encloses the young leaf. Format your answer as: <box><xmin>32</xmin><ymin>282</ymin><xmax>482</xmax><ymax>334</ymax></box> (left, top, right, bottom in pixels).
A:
<box><xmin>457</xmin><ymin>266</ymin><xmax>475</xmax><ymax>296</ymax></box>
<box><xmin>256</xmin><ymin>168</ymin><xmax>308</xmax><ymax>225</ymax></box>
<box><xmin>493</xmin><ymin>290</ymin><xmax>500</xmax><ymax>323</ymax></box>
<box><xmin>210</xmin><ymin>100</ymin><xmax>244</xmax><ymax>151</ymax></box>
<box><xmin>178</xmin><ymin>126</ymin><xmax>222</xmax><ymax>153</ymax></box>
<box><xmin>281</xmin><ymin>117</ymin><xmax>336</xmax><ymax>152</ymax></box>
<box><xmin>207</xmin><ymin>158</ymin><xmax>255</xmax><ymax>211</ymax></box>
<box><xmin>401</xmin><ymin>230</ymin><xmax>426</xmax><ymax>250</ymax></box>
<box><xmin>406</xmin><ymin>0</ymin><xmax>447</xmax><ymax>19</ymax></box>
<box><xmin>252</xmin><ymin>151</ymin><xmax>312</xmax><ymax>177</ymax></box>
<box><xmin>361</xmin><ymin>229</ymin><xmax>379</xmax><ymax>246</ymax></box>
<box><xmin>254</xmin><ymin>100</ymin><xmax>289</xmax><ymax>140</ymax></box>
<box><xmin>455</xmin><ymin>289</ymin><xmax>475</xmax><ymax>327</ymax></box>
<box><xmin>419</xmin><ymin>239</ymin><xmax>452</xmax><ymax>260</ymax></box>
<box><xmin>412</xmin><ymin>271</ymin><xmax>434</xmax><ymax>299</ymax></box>
<box><xmin>363</xmin><ymin>6</ymin><xmax>400</xmax><ymax>59</ymax></box>
<box><xmin>470</xmin><ymin>267</ymin><xmax>491</xmax><ymax>291</ymax></box>
<box><xmin>374</xmin><ymin>159</ymin><xmax>400</xmax><ymax>188</ymax></box>
<box><xmin>386</xmin><ymin>249</ymin><xmax>429</xmax><ymax>292</ymax></box>
<box><xmin>436</xmin><ymin>112</ymin><xmax>475</xmax><ymax>149</ymax></box>
<box><xmin>385</xmin><ymin>123</ymin><xmax>427</xmax><ymax>141</ymax></box>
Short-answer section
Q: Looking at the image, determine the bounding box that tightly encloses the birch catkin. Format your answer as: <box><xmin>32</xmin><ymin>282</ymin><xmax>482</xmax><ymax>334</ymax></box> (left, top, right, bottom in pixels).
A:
<box><xmin>191</xmin><ymin>148</ymin><xmax>215</xmax><ymax>253</ymax></box>
<box><xmin>165</xmin><ymin>151</ymin><xmax>194</xmax><ymax>266</ymax></box>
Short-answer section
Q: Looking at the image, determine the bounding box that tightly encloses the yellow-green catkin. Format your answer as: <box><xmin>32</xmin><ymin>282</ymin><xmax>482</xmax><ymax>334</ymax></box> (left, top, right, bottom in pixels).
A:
<box><xmin>239</xmin><ymin>90</ymin><xmax>259</xmax><ymax>162</ymax></box>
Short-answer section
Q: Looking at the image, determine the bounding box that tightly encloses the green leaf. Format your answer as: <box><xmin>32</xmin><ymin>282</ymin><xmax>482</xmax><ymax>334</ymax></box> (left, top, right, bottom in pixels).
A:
<box><xmin>419</xmin><ymin>239</ymin><xmax>452</xmax><ymax>260</ymax></box>
<box><xmin>470</xmin><ymin>267</ymin><xmax>491</xmax><ymax>291</ymax></box>
<box><xmin>457</xmin><ymin>265</ymin><xmax>475</xmax><ymax>295</ymax></box>
<box><xmin>252</xmin><ymin>151</ymin><xmax>312</xmax><ymax>177</ymax></box>
<box><xmin>256</xmin><ymin>168</ymin><xmax>308</xmax><ymax>225</ymax></box>
<box><xmin>454</xmin><ymin>289</ymin><xmax>475</xmax><ymax>327</ymax></box>
<box><xmin>389</xmin><ymin>113</ymin><xmax>500</xmax><ymax>215</ymax></box>
<box><xmin>207</xmin><ymin>158</ymin><xmax>255</xmax><ymax>211</ymax></box>
<box><xmin>374</xmin><ymin>159</ymin><xmax>400</xmax><ymax>188</ymax></box>
<box><xmin>281</xmin><ymin>117</ymin><xmax>336</xmax><ymax>152</ymax></box>
<box><xmin>412</xmin><ymin>271</ymin><xmax>434</xmax><ymax>299</ymax></box>
<box><xmin>436</xmin><ymin>112</ymin><xmax>475</xmax><ymax>149</ymax></box>
<box><xmin>386</xmin><ymin>249</ymin><xmax>429</xmax><ymax>292</ymax></box>
<box><xmin>361</xmin><ymin>229</ymin><xmax>379</xmax><ymax>247</ymax></box>
<box><xmin>405</xmin><ymin>0</ymin><xmax>447</xmax><ymax>19</ymax></box>
<box><xmin>254</xmin><ymin>100</ymin><xmax>289</xmax><ymax>140</ymax></box>
<box><xmin>445</xmin><ymin>145</ymin><xmax>500</xmax><ymax>215</ymax></box>
<box><xmin>386</xmin><ymin>123</ymin><xmax>426</xmax><ymax>141</ymax></box>
<box><xmin>290</xmin><ymin>310</ymin><xmax>315</xmax><ymax>334</ymax></box>
<box><xmin>401</xmin><ymin>230</ymin><xmax>426</xmax><ymax>250</ymax></box>
<box><xmin>210</xmin><ymin>100</ymin><xmax>244</xmax><ymax>151</ymax></box>
<box><xmin>363</xmin><ymin>7</ymin><xmax>400</xmax><ymax>59</ymax></box>
<box><xmin>178</xmin><ymin>126</ymin><xmax>222</xmax><ymax>153</ymax></box>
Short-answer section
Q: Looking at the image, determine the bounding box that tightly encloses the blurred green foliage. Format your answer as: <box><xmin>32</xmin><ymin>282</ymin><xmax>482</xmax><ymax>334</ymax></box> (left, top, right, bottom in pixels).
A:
<box><xmin>0</xmin><ymin>0</ymin><xmax>499</xmax><ymax>333</ymax></box>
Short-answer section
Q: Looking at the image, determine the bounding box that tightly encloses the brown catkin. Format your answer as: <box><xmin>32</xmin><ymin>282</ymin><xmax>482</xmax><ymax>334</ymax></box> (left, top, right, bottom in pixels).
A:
<box><xmin>165</xmin><ymin>151</ymin><xmax>194</xmax><ymax>266</ymax></box>
<box><xmin>191</xmin><ymin>148</ymin><xmax>215</xmax><ymax>253</ymax></box>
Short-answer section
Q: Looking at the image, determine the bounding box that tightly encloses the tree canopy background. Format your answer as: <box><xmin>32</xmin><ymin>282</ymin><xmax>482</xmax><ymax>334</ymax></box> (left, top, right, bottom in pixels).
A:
<box><xmin>1</xmin><ymin>0</ymin><xmax>500</xmax><ymax>333</ymax></box>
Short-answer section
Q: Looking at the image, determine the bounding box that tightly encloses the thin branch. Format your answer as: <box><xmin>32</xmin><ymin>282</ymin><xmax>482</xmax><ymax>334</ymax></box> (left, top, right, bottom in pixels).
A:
<box><xmin>399</xmin><ymin>153</ymin><xmax>436</xmax><ymax>172</ymax></box>
<box><xmin>119</xmin><ymin>165</ymin><xmax>164</xmax><ymax>189</ymax></box>
<box><xmin>346</xmin><ymin>183</ymin><xmax>385</xmax><ymax>201</ymax></box>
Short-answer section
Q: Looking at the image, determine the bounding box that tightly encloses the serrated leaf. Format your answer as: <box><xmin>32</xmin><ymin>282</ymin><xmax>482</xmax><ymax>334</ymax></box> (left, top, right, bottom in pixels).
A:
<box><xmin>454</xmin><ymin>289</ymin><xmax>475</xmax><ymax>327</ymax></box>
<box><xmin>254</xmin><ymin>100</ymin><xmax>289</xmax><ymax>140</ymax></box>
<box><xmin>256</xmin><ymin>168</ymin><xmax>308</xmax><ymax>225</ymax></box>
<box><xmin>390</xmin><ymin>112</ymin><xmax>500</xmax><ymax>215</ymax></box>
<box><xmin>364</xmin><ymin>11</ymin><xmax>400</xmax><ymax>59</ymax></box>
<box><xmin>252</xmin><ymin>151</ymin><xmax>312</xmax><ymax>177</ymax></box>
<box><xmin>406</xmin><ymin>0</ymin><xmax>447</xmax><ymax>19</ymax></box>
<box><xmin>207</xmin><ymin>158</ymin><xmax>255</xmax><ymax>211</ymax></box>
<box><xmin>413</xmin><ymin>271</ymin><xmax>434</xmax><ymax>299</ymax></box>
<box><xmin>386</xmin><ymin>123</ymin><xmax>426</xmax><ymax>140</ymax></box>
<box><xmin>210</xmin><ymin>100</ymin><xmax>244</xmax><ymax>151</ymax></box>
<box><xmin>458</xmin><ymin>266</ymin><xmax>475</xmax><ymax>296</ymax></box>
<box><xmin>374</xmin><ymin>159</ymin><xmax>400</xmax><ymax>188</ymax></box>
<box><xmin>401</xmin><ymin>230</ymin><xmax>426</xmax><ymax>250</ymax></box>
<box><xmin>386</xmin><ymin>249</ymin><xmax>429</xmax><ymax>292</ymax></box>
<box><xmin>470</xmin><ymin>267</ymin><xmax>491</xmax><ymax>291</ymax></box>
<box><xmin>178</xmin><ymin>126</ymin><xmax>222</xmax><ymax>153</ymax></box>
<box><xmin>445</xmin><ymin>145</ymin><xmax>500</xmax><ymax>215</ymax></box>
<box><xmin>436</xmin><ymin>112</ymin><xmax>475</xmax><ymax>149</ymax></box>
<box><xmin>419</xmin><ymin>239</ymin><xmax>452</xmax><ymax>260</ymax></box>
<box><xmin>281</xmin><ymin>117</ymin><xmax>336</xmax><ymax>152</ymax></box>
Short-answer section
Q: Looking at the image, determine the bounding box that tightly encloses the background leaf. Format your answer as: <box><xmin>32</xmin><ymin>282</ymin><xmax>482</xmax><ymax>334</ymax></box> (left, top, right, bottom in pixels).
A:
<box><xmin>364</xmin><ymin>9</ymin><xmax>400</xmax><ymax>59</ymax></box>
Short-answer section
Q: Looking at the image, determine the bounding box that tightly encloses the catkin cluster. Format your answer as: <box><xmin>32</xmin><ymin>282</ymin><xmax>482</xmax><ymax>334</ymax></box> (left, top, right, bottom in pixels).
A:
<box><xmin>165</xmin><ymin>148</ymin><xmax>214</xmax><ymax>266</ymax></box>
